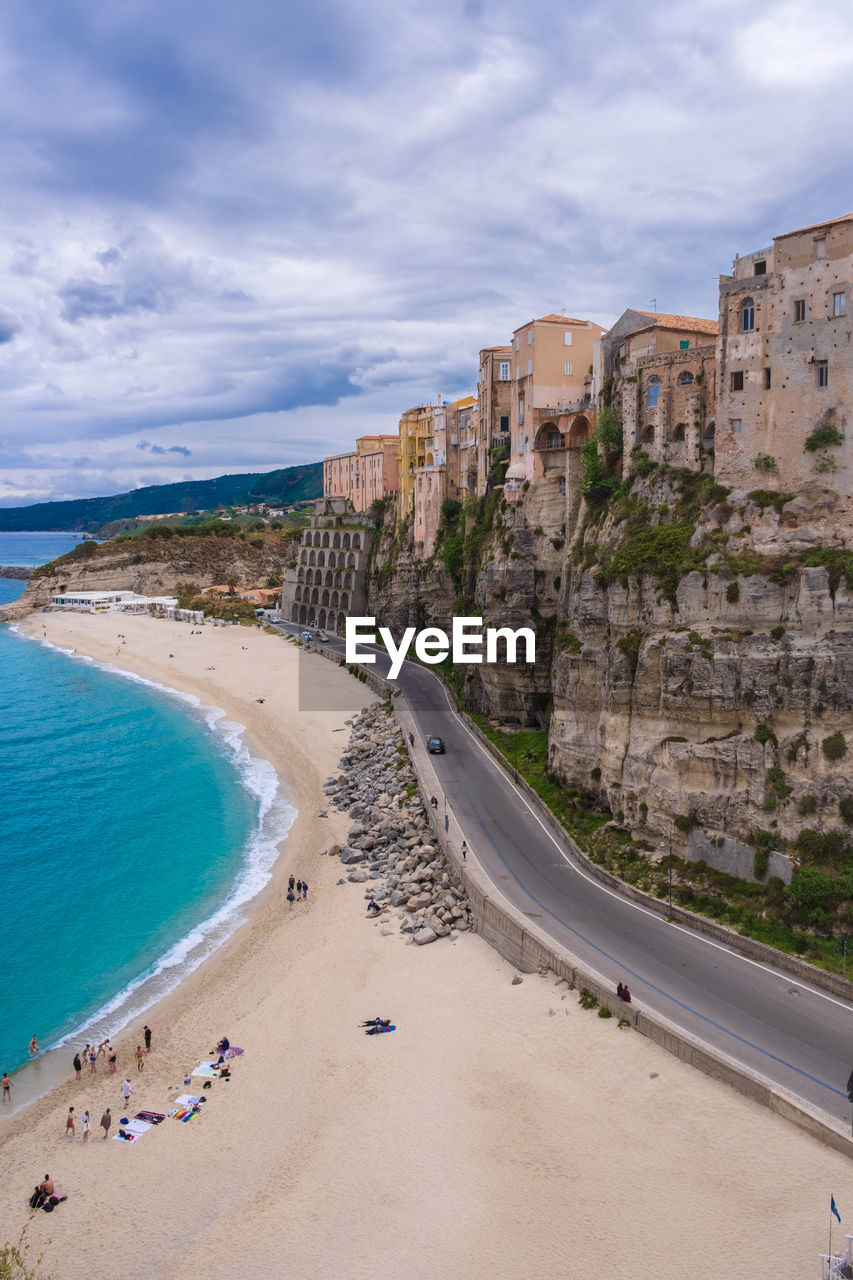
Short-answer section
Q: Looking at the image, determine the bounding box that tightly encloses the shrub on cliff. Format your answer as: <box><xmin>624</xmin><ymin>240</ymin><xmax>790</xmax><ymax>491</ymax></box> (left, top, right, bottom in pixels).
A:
<box><xmin>822</xmin><ymin>732</ymin><xmax>848</xmax><ymax>762</ymax></box>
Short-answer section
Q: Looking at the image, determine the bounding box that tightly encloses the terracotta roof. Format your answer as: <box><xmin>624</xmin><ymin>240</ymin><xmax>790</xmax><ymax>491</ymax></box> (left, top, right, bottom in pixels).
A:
<box><xmin>630</xmin><ymin>311</ymin><xmax>718</xmax><ymax>335</ymax></box>
<box><xmin>480</xmin><ymin>344</ymin><xmax>512</xmax><ymax>353</ymax></box>
<box><xmin>774</xmin><ymin>213</ymin><xmax>853</xmax><ymax>240</ymax></box>
<box><xmin>537</xmin><ymin>313</ymin><xmax>587</xmax><ymax>325</ymax></box>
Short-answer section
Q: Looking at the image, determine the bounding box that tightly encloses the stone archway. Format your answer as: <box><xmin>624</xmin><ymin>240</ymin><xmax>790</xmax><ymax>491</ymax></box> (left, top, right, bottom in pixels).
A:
<box><xmin>567</xmin><ymin>415</ymin><xmax>590</xmax><ymax>446</ymax></box>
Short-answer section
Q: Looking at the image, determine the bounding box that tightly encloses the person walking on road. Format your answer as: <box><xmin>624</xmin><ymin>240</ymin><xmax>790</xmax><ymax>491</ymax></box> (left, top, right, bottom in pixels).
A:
<box><xmin>461</xmin><ymin>841</ymin><xmax>468</xmax><ymax>862</ymax></box>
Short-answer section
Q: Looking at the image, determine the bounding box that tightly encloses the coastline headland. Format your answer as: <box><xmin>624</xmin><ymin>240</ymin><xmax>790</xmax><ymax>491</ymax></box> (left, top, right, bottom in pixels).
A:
<box><xmin>0</xmin><ymin>610</ymin><xmax>847</xmax><ymax>1280</ymax></box>
<box><xmin>0</xmin><ymin>564</ymin><xmax>32</xmax><ymax>579</ymax></box>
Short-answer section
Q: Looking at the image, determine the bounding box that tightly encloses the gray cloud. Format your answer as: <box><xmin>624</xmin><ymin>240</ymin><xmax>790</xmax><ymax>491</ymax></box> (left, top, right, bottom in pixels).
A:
<box><xmin>0</xmin><ymin>0</ymin><xmax>852</xmax><ymax>504</ymax></box>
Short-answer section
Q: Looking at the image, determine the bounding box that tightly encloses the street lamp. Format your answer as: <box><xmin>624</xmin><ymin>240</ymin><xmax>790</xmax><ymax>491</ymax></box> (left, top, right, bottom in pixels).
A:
<box><xmin>658</xmin><ymin>827</ymin><xmax>674</xmax><ymax>921</ymax></box>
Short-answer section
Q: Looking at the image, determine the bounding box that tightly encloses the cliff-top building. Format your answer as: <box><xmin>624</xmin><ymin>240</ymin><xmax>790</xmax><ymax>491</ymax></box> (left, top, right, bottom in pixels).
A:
<box><xmin>322</xmin><ymin>435</ymin><xmax>399</xmax><ymax>513</ymax></box>
<box><xmin>508</xmin><ymin>313</ymin><xmax>606</xmax><ymax>485</ymax></box>
<box><xmin>715</xmin><ymin>213</ymin><xmax>853</xmax><ymax>503</ymax></box>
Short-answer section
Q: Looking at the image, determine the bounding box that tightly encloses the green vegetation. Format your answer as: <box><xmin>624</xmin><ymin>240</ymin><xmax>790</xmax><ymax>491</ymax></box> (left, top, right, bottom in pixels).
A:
<box><xmin>616</xmin><ymin>628</ymin><xmax>644</xmax><ymax>675</ymax></box>
<box><xmin>753</xmin><ymin>453</ymin><xmax>778</xmax><ymax>472</ymax></box>
<box><xmin>804</xmin><ymin>423</ymin><xmax>844</xmax><ymax>452</ymax></box>
<box><xmin>754</xmin><ymin>724</ymin><xmax>778</xmax><ymax>748</ymax></box>
<box><xmin>0</xmin><ymin>463</ymin><xmax>322</xmax><ymax>533</ymax></box>
<box><xmin>1</xmin><ymin>1229</ymin><xmax>54</xmax><ymax>1280</ymax></box>
<box><xmin>674</xmin><ymin>814</ymin><xmax>698</xmax><ymax>833</ymax></box>
<box><xmin>840</xmin><ymin>797</ymin><xmax>853</xmax><ymax>826</ymax></box>
<box><xmin>822</xmin><ymin>732</ymin><xmax>848</xmax><ymax>762</ymax></box>
<box><xmin>578</xmin><ymin>988</ymin><xmax>599</xmax><ymax>1010</ymax></box>
<box><xmin>726</xmin><ymin>581</ymin><xmax>740</xmax><ymax>603</ymax></box>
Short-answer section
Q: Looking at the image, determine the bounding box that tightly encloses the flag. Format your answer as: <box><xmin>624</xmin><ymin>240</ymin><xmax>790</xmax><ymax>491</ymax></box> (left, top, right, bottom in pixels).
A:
<box><xmin>832</xmin><ymin>1196</ymin><xmax>842</xmax><ymax>1224</ymax></box>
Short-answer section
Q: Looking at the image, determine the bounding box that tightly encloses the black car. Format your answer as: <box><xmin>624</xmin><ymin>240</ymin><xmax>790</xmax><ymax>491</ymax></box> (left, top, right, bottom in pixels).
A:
<box><xmin>427</xmin><ymin>736</ymin><xmax>445</xmax><ymax>754</ymax></box>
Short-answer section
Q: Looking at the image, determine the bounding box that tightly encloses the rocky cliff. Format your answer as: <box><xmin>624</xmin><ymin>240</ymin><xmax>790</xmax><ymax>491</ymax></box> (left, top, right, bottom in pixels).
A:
<box><xmin>0</xmin><ymin>528</ymin><xmax>300</xmax><ymax>620</ymax></box>
<box><xmin>368</xmin><ymin>470</ymin><xmax>853</xmax><ymax>875</ymax></box>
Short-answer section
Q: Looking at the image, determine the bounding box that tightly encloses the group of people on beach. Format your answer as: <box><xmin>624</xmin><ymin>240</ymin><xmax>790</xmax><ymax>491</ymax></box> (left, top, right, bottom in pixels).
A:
<box><xmin>286</xmin><ymin>875</ymin><xmax>308</xmax><ymax>907</ymax></box>
<box><xmin>64</xmin><ymin>1104</ymin><xmax>114</xmax><ymax>1141</ymax></box>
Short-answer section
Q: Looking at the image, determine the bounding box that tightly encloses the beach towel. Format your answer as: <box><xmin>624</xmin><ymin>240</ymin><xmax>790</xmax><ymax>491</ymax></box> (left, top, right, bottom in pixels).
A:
<box><xmin>225</xmin><ymin>1046</ymin><xmax>244</xmax><ymax>1057</ymax></box>
<box><xmin>113</xmin><ymin>1118</ymin><xmax>152</xmax><ymax>1144</ymax></box>
<box><xmin>192</xmin><ymin>1062</ymin><xmax>219</xmax><ymax>1078</ymax></box>
<box><xmin>134</xmin><ymin>1110</ymin><xmax>166</xmax><ymax>1125</ymax></box>
<box><xmin>175</xmin><ymin>1094</ymin><xmax>202</xmax><ymax>1107</ymax></box>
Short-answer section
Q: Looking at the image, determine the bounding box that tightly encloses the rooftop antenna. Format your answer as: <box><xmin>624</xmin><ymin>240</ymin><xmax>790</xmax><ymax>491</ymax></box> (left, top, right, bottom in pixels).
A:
<box><xmin>649</xmin><ymin>298</ymin><xmax>657</xmax><ymax>314</ymax></box>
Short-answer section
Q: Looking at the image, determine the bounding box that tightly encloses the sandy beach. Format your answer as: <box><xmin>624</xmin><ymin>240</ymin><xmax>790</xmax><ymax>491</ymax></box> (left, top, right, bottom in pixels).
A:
<box><xmin>1</xmin><ymin>610</ymin><xmax>849</xmax><ymax>1280</ymax></box>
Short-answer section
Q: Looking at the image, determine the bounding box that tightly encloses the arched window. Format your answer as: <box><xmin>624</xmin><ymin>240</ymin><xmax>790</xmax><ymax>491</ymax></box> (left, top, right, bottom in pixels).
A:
<box><xmin>317</xmin><ymin>551</ymin><xmax>325</xmax><ymax>567</ymax></box>
<box><xmin>351</xmin><ymin>534</ymin><xmax>361</xmax><ymax>550</ymax></box>
<box><xmin>678</xmin><ymin>371</ymin><xmax>694</xmax><ymax>387</ymax></box>
<box><xmin>642</xmin><ymin>424</ymin><xmax>655</xmax><ymax>444</ymax></box>
<box><xmin>647</xmin><ymin>376</ymin><xmax>661</xmax><ymax>408</ymax></box>
<box><xmin>321</xmin><ymin>531</ymin><xmax>330</xmax><ymax>547</ymax></box>
<box><xmin>332</xmin><ymin>532</ymin><xmax>341</xmax><ymax>548</ymax></box>
<box><xmin>741</xmin><ymin>298</ymin><xmax>755</xmax><ymax>332</ymax></box>
<box><xmin>672</xmin><ymin>423</ymin><xmax>686</xmax><ymax>442</ymax></box>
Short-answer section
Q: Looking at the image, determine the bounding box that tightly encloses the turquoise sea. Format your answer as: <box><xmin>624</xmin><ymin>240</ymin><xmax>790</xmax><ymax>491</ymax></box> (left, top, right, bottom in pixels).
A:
<box><xmin>0</xmin><ymin>534</ymin><xmax>294</xmax><ymax>1090</ymax></box>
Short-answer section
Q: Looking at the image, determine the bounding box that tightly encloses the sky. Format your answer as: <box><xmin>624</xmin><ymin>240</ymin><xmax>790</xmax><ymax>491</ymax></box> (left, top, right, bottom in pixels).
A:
<box><xmin>2</xmin><ymin>0</ymin><xmax>853</xmax><ymax>506</ymax></box>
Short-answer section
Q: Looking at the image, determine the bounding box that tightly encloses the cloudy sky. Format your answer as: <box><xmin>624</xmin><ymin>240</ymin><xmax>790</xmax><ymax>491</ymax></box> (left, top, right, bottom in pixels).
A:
<box><xmin>2</xmin><ymin>0</ymin><xmax>853</xmax><ymax>506</ymax></box>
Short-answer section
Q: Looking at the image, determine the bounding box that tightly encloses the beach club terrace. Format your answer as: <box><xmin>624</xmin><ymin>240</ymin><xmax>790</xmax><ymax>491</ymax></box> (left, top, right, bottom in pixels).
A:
<box><xmin>49</xmin><ymin>590</ymin><xmax>203</xmax><ymax>623</ymax></box>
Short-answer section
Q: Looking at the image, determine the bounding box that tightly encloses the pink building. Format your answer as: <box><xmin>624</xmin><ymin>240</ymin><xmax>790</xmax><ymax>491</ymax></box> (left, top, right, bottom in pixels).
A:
<box><xmin>323</xmin><ymin>436</ymin><xmax>399</xmax><ymax>513</ymax></box>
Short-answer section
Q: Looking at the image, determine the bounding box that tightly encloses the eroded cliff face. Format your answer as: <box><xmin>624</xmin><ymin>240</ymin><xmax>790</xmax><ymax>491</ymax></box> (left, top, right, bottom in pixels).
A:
<box><xmin>371</xmin><ymin>473</ymin><xmax>853</xmax><ymax>860</ymax></box>
<box><xmin>0</xmin><ymin>531</ymin><xmax>299</xmax><ymax>620</ymax></box>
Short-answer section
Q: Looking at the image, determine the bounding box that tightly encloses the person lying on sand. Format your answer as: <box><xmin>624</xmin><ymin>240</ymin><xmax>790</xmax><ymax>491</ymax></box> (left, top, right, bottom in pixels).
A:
<box><xmin>360</xmin><ymin>1018</ymin><xmax>391</xmax><ymax>1028</ymax></box>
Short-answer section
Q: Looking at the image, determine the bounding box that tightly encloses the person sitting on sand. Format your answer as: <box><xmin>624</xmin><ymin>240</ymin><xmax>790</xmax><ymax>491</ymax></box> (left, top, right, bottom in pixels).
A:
<box><xmin>216</xmin><ymin>1036</ymin><xmax>230</xmax><ymax>1054</ymax></box>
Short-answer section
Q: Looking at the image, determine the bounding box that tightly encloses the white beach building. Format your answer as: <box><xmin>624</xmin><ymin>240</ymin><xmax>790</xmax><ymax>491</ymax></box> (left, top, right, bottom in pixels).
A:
<box><xmin>49</xmin><ymin>591</ymin><xmax>203</xmax><ymax>624</ymax></box>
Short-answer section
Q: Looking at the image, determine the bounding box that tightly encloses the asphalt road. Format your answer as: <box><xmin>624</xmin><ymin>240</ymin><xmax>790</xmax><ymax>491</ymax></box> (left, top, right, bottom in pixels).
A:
<box><xmin>277</xmin><ymin>620</ymin><xmax>853</xmax><ymax>1123</ymax></box>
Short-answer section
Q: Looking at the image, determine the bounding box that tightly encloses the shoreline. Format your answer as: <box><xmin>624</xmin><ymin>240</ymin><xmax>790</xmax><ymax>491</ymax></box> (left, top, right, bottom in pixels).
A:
<box><xmin>4</xmin><ymin>623</ymin><xmax>298</xmax><ymax>1114</ymax></box>
<box><xmin>2</xmin><ymin>609</ymin><xmax>851</xmax><ymax>1280</ymax></box>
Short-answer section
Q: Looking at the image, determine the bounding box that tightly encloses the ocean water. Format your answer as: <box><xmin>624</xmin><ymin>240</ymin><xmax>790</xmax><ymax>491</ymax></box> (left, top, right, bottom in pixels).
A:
<box><xmin>0</xmin><ymin>533</ymin><xmax>295</xmax><ymax>1088</ymax></box>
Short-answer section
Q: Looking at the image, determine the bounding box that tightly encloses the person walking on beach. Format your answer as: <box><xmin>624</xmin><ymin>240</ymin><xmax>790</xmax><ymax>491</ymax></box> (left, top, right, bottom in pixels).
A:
<box><xmin>65</xmin><ymin>1107</ymin><xmax>75</xmax><ymax>1138</ymax></box>
<box><xmin>301</xmin><ymin>879</ymin><xmax>308</xmax><ymax>900</ymax></box>
<box><xmin>144</xmin><ymin>1025</ymin><xmax>152</xmax><ymax>1052</ymax></box>
<box><xmin>88</xmin><ymin>1045</ymin><xmax>97</xmax><ymax>1074</ymax></box>
<box><xmin>287</xmin><ymin>889</ymin><xmax>295</xmax><ymax>908</ymax></box>
<box><xmin>108</xmin><ymin>1046</ymin><xmax>117</xmax><ymax>1073</ymax></box>
<box><xmin>2</xmin><ymin>1071</ymin><xmax>11</xmax><ymax>1102</ymax></box>
<box><xmin>72</xmin><ymin>1051</ymin><xmax>82</xmax><ymax>1079</ymax></box>
<box><xmin>136</xmin><ymin>1045</ymin><xmax>144</xmax><ymax>1072</ymax></box>
<box><xmin>82</xmin><ymin>1110</ymin><xmax>90</xmax><ymax>1143</ymax></box>
<box><xmin>101</xmin><ymin>1108</ymin><xmax>111</xmax><ymax>1140</ymax></box>
<box><xmin>296</xmin><ymin>879</ymin><xmax>303</xmax><ymax>899</ymax></box>
<box><xmin>29</xmin><ymin>1035</ymin><xmax>39</xmax><ymax>1057</ymax></box>
<box><xmin>122</xmin><ymin>1079</ymin><xmax>132</xmax><ymax>1105</ymax></box>
<box><xmin>288</xmin><ymin>875</ymin><xmax>295</xmax><ymax>893</ymax></box>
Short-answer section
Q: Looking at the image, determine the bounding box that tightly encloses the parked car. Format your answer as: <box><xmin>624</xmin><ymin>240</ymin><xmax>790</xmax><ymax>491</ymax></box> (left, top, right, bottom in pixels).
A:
<box><xmin>316</xmin><ymin>629</ymin><xmax>329</xmax><ymax>641</ymax></box>
<box><xmin>427</xmin><ymin>736</ymin><xmax>445</xmax><ymax>754</ymax></box>
<box><xmin>300</xmin><ymin>631</ymin><xmax>312</xmax><ymax>641</ymax></box>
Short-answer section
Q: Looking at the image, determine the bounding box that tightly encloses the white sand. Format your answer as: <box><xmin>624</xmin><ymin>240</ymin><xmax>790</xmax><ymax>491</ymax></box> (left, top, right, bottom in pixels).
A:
<box><xmin>1</xmin><ymin>610</ymin><xmax>848</xmax><ymax>1280</ymax></box>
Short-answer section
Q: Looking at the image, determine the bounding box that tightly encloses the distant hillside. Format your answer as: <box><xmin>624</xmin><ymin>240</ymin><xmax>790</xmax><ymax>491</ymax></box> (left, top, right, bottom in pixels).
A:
<box><xmin>0</xmin><ymin>462</ymin><xmax>323</xmax><ymax>532</ymax></box>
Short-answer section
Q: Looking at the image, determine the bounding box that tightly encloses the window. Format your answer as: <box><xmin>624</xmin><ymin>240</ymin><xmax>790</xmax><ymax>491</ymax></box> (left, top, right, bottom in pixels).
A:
<box><xmin>754</xmin><ymin>260</ymin><xmax>767</xmax><ymax>275</ymax></box>
<box><xmin>817</xmin><ymin>360</ymin><xmax>829</xmax><ymax>388</ymax></box>
<box><xmin>499</xmin><ymin>361</ymin><xmax>510</xmax><ymax>381</ymax></box>
<box><xmin>833</xmin><ymin>292</ymin><xmax>846</xmax><ymax>317</ymax></box>
<box><xmin>515</xmin><ymin>336</ymin><xmax>520</xmax><ymax>350</ymax></box>
<box><xmin>764</xmin><ymin>367</ymin><xmax>771</xmax><ymax>389</ymax></box>
<box><xmin>815</xmin><ymin>237</ymin><xmax>826</xmax><ymax>260</ymax></box>
<box><xmin>518</xmin><ymin>397</ymin><xmax>524</xmax><ymax>424</ymax></box>
<box><xmin>741</xmin><ymin>298</ymin><xmax>755</xmax><ymax>332</ymax></box>
<box><xmin>515</xmin><ymin>365</ymin><xmax>519</xmax><ymax>380</ymax></box>
<box><xmin>678</xmin><ymin>371</ymin><xmax>694</xmax><ymax>386</ymax></box>
<box><xmin>647</xmin><ymin>377</ymin><xmax>661</xmax><ymax>408</ymax></box>
<box><xmin>527</xmin><ymin>360</ymin><xmax>532</xmax><ymax>376</ymax></box>
<box><xmin>500</xmin><ymin>415</ymin><xmax>509</xmax><ymax>431</ymax></box>
<box><xmin>564</xmin><ymin>331</ymin><xmax>573</xmax><ymax>346</ymax></box>
<box><xmin>730</xmin><ymin>371</ymin><xmax>744</xmax><ymax>391</ymax></box>
<box><xmin>731</xmin><ymin>419</ymin><xmax>742</xmax><ymax>435</ymax></box>
<box><xmin>527</xmin><ymin>330</ymin><xmax>532</xmax><ymax>345</ymax></box>
<box><xmin>794</xmin><ymin>299</ymin><xmax>806</xmax><ymax>323</ymax></box>
<box><xmin>679</xmin><ymin>339</ymin><xmax>690</xmax><ymax>350</ymax></box>
<box><xmin>564</xmin><ymin>361</ymin><xmax>573</xmax><ymax>376</ymax></box>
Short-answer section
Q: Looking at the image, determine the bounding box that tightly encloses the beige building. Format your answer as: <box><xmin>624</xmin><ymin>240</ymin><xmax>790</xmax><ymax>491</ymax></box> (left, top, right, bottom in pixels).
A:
<box><xmin>508</xmin><ymin>313</ymin><xmax>606</xmax><ymax>484</ymax></box>
<box><xmin>411</xmin><ymin>395</ymin><xmax>476</xmax><ymax>556</ymax></box>
<box><xmin>476</xmin><ymin>345</ymin><xmax>513</xmax><ymax>494</ymax></box>
<box><xmin>397</xmin><ymin>404</ymin><xmax>436</xmax><ymax>518</ymax></box>
<box><xmin>715</xmin><ymin>213</ymin><xmax>853</xmax><ymax>499</ymax></box>
<box><xmin>323</xmin><ymin>435</ymin><xmax>399</xmax><ymax>513</ymax></box>
<box><xmin>611</xmin><ymin>313</ymin><xmax>719</xmax><ymax>469</ymax></box>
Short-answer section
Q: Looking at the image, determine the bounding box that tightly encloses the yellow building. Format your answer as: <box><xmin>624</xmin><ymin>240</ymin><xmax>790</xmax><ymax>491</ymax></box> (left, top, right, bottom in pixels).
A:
<box><xmin>397</xmin><ymin>403</ymin><xmax>435</xmax><ymax>518</ymax></box>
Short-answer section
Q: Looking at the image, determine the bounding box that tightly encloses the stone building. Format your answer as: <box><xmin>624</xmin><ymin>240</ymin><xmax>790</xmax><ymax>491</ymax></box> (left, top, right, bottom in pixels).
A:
<box><xmin>508</xmin><ymin>313</ymin><xmax>605</xmax><ymax>484</ymax></box>
<box><xmin>476</xmin><ymin>345</ymin><xmax>513</xmax><ymax>494</ymax></box>
<box><xmin>280</xmin><ymin>498</ymin><xmax>374</xmax><ymax>634</ymax></box>
<box><xmin>612</xmin><ymin>314</ymin><xmax>719</xmax><ymax>468</ymax></box>
<box><xmin>412</xmin><ymin>395</ymin><xmax>475</xmax><ymax>556</ymax></box>
<box><xmin>323</xmin><ymin>435</ymin><xmax>399</xmax><ymax>513</ymax></box>
<box><xmin>715</xmin><ymin>213</ymin><xmax>853</xmax><ymax>508</ymax></box>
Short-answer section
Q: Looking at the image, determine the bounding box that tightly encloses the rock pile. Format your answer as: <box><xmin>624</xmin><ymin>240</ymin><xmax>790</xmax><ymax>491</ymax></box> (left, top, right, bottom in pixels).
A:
<box><xmin>321</xmin><ymin>703</ymin><xmax>474</xmax><ymax>944</ymax></box>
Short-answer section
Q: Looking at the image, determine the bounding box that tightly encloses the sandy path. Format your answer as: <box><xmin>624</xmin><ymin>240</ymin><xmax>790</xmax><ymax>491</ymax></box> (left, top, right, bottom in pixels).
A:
<box><xmin>0</xmin><ymin>610</ymin><xmax>847</xmax><ymax>1280</ymax></box>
